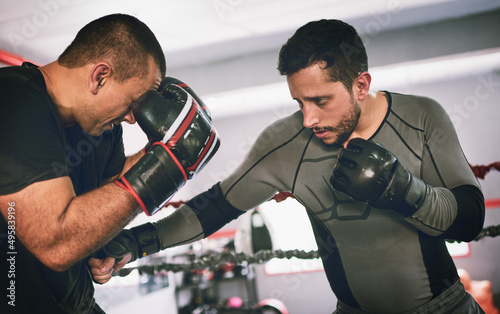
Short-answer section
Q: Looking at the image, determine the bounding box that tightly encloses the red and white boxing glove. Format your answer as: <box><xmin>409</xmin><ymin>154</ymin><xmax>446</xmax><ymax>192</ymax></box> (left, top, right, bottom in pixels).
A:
<box><xmin>116</xmin><ymin>79</ymin><xmax>220</xmax><ymax>215</ymax></box>
<box><xmin>160</xmin><ymin>76</ymin><xmax>214</xmax><ymax>121</ymax></box>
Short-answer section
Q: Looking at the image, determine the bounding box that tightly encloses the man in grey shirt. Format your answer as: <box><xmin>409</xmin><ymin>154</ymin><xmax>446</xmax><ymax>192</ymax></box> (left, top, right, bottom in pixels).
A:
<box><xmin>90</xmin><ymin>19</ymin><xmax>484</xmax><ymax>313</ymax></box>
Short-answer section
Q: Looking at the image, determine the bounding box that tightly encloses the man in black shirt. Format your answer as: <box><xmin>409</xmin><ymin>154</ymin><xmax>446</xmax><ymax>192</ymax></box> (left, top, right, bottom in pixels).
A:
<box><xmin>0</xmin><ymin>14</ymin><xmax>168</xmax><ymax>313</ymax></box>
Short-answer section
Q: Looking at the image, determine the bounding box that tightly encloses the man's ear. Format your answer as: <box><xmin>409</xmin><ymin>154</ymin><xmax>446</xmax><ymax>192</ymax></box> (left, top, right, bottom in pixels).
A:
<box><xmin>353</xmin><ymin>72</ymin><xmax>371</xmax><ymax>101</ymax></box>
<box><xmin>89</xmin><ymin>63</ymin><xmax>112</xmax><ymax>95</ymax></box>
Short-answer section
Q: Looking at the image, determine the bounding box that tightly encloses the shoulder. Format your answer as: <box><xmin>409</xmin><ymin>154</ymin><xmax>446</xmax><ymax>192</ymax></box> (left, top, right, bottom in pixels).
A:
<box><xmin>0</xmin><ymin>65</ymin><xmax>30</xmax><ymax>84</ymax></box>
<box><xmin>244</xmin><ymin>110</ymin><xmax>308</xmax><ymax>160</ymax></box>
<box><xmin>389</xmin><ymin>92</ymin><xmax>446</xmax><ymax>115</ymax></box>
<box><xmin>386</xmin><ymin>92</ymin><xmax>450</xmax><ymax>128</ymax></box>
<box><xmin>1</xmin><ymin>64</ymin><xmax>54</xmax><ymax>117</ymax></box>
<box><xmin>0</xmin><ymin>65</ymin><xmax>67</xmax><ymax>195</ymax></box>
<box><xmin>0</xmin><ymin>63</ymin><xmax>45</xmax><ymax>91</ymax></box>
<box><xmin>257</xmin><ymin>110</ymin><xmax>305</xmax><ymax>140</ymax></box>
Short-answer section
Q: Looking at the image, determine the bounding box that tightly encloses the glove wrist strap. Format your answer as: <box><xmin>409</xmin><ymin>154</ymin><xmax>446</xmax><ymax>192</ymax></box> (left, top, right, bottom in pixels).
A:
<box><xmin>130</xmin><ymin>223</ymin><xmax>161</xmax><ymax>259</ymax></box>
<box><xmin>401</xmin><ymin>176</ymin><xmax>429</xmax><ymax>215</ymax></box>
<box><xmin>375</xmin><ymin>162</ymin><xmax>428</xmax><ymax>217</ymax></box>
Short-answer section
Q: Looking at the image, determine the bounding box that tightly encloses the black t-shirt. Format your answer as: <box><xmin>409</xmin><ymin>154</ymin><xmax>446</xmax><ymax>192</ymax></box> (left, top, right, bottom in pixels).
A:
<box><xmin>0</xmin><ymin>63</ymin><xmax>126</xmax><ymax>313</ymax></box>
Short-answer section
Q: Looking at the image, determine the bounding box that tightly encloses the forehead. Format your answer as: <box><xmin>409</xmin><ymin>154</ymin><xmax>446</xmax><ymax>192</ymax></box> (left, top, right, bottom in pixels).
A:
<box><xmin>126</xmin><ymin>59</ymin><xmax>162</xmax><ymax>91</ymax></box>
<box><xmin>288</xmin><ymin>63</ymin><xmax>328</xmax><ymax>82</ymax></box>
<box><xmin>287</xmin><ymin>64</ymin><xmax>344</xmax><ymax>97</ymax></box>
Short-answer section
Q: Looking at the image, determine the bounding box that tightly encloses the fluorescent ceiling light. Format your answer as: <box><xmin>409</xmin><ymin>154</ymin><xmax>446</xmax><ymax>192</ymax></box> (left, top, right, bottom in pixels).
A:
<box><xmin>206</xmin><ymin>48</ymin><xmax>500</xmax><ymax>119</ymax></box>
<box><xmin>370</xmin><ymin>48</ymin><xmax>500</xmax><ymax>89</ymax></box>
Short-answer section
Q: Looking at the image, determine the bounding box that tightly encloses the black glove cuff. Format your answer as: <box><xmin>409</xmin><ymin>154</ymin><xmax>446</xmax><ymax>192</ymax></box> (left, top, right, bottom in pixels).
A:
<box><xmin>123</xmin><ymin>144</ymin><xmax>187</xmax><ymax>215</ymax></box>
<box><xmin>130</xmin><ymin>223</ymin><xmax>161</xmax><ymax>259</ymax></box>
<box><xmin>374</xmin><ymin>162</ymin><xmax>409</xmax><ymax>209</ymax></box>
<box><xmin>373</xmin><ymin>161</ymin><xmax>428</xmax><ymax>217</ymax></box>
<box><xmin>391</xmin><ymin>168</ymin><xmax>429</xmax><ymax>217</ymax></box>
<box><xmin>98</xmin><ymin>230</ymin><xmax>139</xmax><ymax>262</ymax></box>
<box><xmin>403</xmin><ymin>176</ymin><xmax>429</xmax><ymax>210</ymax></box>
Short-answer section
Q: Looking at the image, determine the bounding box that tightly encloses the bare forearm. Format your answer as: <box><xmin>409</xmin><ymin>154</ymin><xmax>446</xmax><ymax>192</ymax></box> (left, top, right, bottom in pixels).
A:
<box><xmin>59</xmin><ymin>151</ymin><xmax>146</xmax><ymax>262</ymax></box>
<box><xmin>57</xmin><ymin>183</ymin><xmax>141</xmax><ymax>265</ymax></box>
<box><xmin>3</xmin><ymin>178</ymin><xmax>141</xmax><ymax>272</ymax></box>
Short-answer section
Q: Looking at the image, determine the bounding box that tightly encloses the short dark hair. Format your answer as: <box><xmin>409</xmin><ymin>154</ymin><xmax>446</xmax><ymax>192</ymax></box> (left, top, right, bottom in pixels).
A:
<box><xmin>278</xmin><ymin>19</ymin><xmax>368</xmax><ymax>91</ymax></box>
<box><xmin>58</xmin><ymin>13</ymin><xmax>166</xmax><ymax>81</ymax></box>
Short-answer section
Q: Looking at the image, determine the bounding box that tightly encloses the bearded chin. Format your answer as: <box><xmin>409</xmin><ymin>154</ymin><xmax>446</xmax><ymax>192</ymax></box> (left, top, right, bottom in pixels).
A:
<box><xmin>331</xmin><ymin>131</ymin><xmax>353</xmax><ymax>147</ymax></box>
<box><xmin>328</xmin><ymin>102</ymin><xmax>361</xmax><ymax>146</ymax></box>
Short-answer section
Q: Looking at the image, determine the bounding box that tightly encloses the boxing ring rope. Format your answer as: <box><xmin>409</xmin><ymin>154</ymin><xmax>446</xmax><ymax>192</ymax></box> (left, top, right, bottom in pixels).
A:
<box><xmin>0</xmin><ymin>49</ymin><xmax>35</xmax><ymax>66</ymax></box>
<box><xmin>113</xmin><ymin>249</ymin><xmax>320</xmax><ymax>277</ymax></box>
<box><xmin>112</xmin><ymin>162</ymin><xmax>500</xmax><ymax>276</ymax></box>
<box><xmin>471</xmin><ymin>162</ymin><xmax>500</xmax><ymax>180</ymax></box>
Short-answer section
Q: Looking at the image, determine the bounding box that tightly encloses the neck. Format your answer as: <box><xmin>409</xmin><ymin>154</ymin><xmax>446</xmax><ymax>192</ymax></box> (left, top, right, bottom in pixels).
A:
<box><xmin>39</xmin><ymin>62</ymin><xmax>78</xmax><ymax>128</ymax></box>
<box><xmin>349</xmin><ymin>91</ymin><xmax>388</xmax><ymax>142</ymax></box>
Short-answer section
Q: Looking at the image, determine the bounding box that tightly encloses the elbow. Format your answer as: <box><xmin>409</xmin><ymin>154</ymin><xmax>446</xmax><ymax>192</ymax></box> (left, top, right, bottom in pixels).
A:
<box><xmin>462</xmin><ymin>210</ymin><xmax>485</xmax><ymax>242</ymax></box>
<box><xmin>458</xmin><ymin>225</ymin><xmax>482</xmax><ymax>243</ymax></box>
<box><xmin>462</xmin><ymin>192</ymin><xmax>486</xmax><ymax>242</ymax></box>
<box><xmin>44</xmin><ymin>258</ymin><xmax>78</xmax><ymax>272</ymax></box>
<box><xmin>40</xmin><ymin>257</ymin><xmax>72</xmax><ymax>272</ymax></box>
<box><xmin>36</xmin><ymin>249</ymin><xmax>80</xmax><ymax>272</ymax></box>
<box><xmin>46</xmin><ymin>262</ymin><xmax>71</xmax><ymax>273</ymax></box>
<box><xmin>441</xmin><ymin>204</ymin><xmax>484</xmax><ymax>242</ymax></box>
<box><xmin>442</xmin><ymin>185</ymin><xmax>485</xmax><ymax>242</ymax></box>
<box><xmin>454</xmin><ymin>205</ymin><xmax>485</xmax><ymax>242</ymax></box>
<box><xmin>467</xmin><ymin>211</ymin><xmax>485</xmax><ymax>242</ymax></box>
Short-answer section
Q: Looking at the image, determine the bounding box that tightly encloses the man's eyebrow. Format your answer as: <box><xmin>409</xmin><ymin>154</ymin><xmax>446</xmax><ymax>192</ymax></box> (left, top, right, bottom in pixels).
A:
<box><xmin>303</xmin><ymin>94</ymin><xmax>332</xmax><ymax>101</ymax></box>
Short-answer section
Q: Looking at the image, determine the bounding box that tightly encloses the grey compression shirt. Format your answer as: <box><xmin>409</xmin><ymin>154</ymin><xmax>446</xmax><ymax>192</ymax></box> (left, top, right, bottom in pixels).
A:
<box><xmin>155</xmin><ymin>91</ymin><xmax>484</xmax><ymax>313</ymax></box>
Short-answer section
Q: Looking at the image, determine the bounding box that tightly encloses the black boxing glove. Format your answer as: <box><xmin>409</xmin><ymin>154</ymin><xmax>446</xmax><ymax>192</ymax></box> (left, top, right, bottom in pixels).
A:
<box><xmin>141</xmin><ymin>77</ymin><xmax>214</xmax><ymax>152</ymax></box>
<box><xmin>160</xmin><ymin>76</ymin><xmax>213</xmax><ymax>120</ymax></box>
<box><xmin>116</xmin><ymin>82</ymin><xmax>220</xmax><ymax>215</ymax></box>
<box><xmin>95</xmin><ymin>223</ymin><xmax>160</xmax><ymax>263</ymax></box>
<box><xmin>135</xmin><ymin>80</ymin><xmax>220</xmax><ymax>179</ymax></box>
<box><xmin>330</xmin><ymin>138</ymin><xmax>429</xmax><ymax>217</ymax></box>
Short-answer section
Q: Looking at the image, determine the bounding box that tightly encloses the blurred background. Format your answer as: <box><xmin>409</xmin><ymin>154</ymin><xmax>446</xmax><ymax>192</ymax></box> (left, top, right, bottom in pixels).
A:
<box><xmin>1</xmin><ymin>0</ymin><xmax>500</xmax><ymax>313</ymax></box>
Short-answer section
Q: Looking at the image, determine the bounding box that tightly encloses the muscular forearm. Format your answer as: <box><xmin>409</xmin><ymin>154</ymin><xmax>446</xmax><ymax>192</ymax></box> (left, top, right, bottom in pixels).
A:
<box><xmin>3</xmin><ymin>177</ymin><xmax>140</xmax><ymax>272</ymax></box>
<box><xmin>56</xmin><ymin>183</ymin><xmax>141</xmax><ymax>266</ymax></box>
<box><xmin>95</xmin><ymin>183</ymin><xmax>246</xmax><ymax>264</ymax></box>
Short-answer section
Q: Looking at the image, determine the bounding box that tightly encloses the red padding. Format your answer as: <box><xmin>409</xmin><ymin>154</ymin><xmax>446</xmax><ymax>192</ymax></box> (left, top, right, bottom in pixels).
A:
<box><xmin>115</xmin><ymin>177</ymin><xmax>148</xmax><ymax>215</ymax></box>
<box><xmin>0</xmin><ymin>49</ymin><xmax>35</xmax><ymax>66</ymax></box>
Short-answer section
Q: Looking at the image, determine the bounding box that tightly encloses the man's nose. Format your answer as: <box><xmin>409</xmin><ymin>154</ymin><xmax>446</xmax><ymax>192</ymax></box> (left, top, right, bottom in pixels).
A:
<box><xmin>302</xmin><ymin>104</ymin><xmax>319</xmax><ymax>128</ymax></box>
<box><xmin>121</xmin><ymin>109</ymin><xmax>136</xmax><ymax>124</ymax></box>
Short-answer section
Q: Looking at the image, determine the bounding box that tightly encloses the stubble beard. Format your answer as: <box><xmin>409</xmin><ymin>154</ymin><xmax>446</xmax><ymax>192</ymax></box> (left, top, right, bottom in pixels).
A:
<box><xmin>323</xmin><ymin>97</ymin><xmax>361</xmax><ymax>146</ymax></box>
